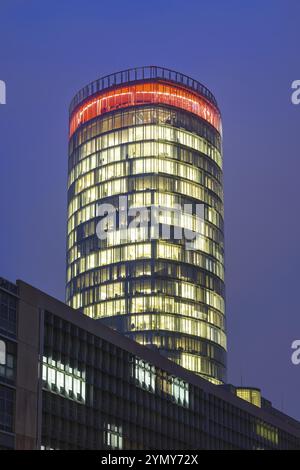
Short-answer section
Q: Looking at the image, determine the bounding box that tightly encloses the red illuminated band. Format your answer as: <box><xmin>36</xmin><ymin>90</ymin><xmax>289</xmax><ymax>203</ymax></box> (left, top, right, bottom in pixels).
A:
<box><xmin>69</xmin><ymin>82</ymin><xmax>221</xmax><ymax>137</ymax></box>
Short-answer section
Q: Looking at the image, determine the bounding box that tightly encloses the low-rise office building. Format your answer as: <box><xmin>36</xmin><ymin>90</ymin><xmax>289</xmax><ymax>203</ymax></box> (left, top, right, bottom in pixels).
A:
<box><xmin>0</xmin><ymin>277</ymin><xmax>299</xmax><ymax>450</ymax></box>
<box><xmin>0</xmin><ymin>278</ymin><xmax>18</xmax><ymax>449</ymax></box>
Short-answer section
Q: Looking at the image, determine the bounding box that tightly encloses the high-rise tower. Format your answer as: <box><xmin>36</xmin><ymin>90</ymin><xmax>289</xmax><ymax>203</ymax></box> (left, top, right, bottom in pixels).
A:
<box><xmin>66</xmin><ymin>67</ymin><xmax>226</xmax><ymax>383</ymax></box>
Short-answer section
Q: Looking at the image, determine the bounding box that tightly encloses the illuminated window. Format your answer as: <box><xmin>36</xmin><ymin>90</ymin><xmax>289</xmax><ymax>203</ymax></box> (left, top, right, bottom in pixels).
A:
<box><xmin>133</xmin><ymin>358</ymin><xmax>155</xmax><ymax>391</ymax></box>
<box><xmin>104</xmin><ymin>423</ymin><xmax>123</xmax><ymax>450</ymax></box>
<box><xmin>70</xmin><ymin>82</ymin><xmax>221</xmax><ymax>137</ymax></box>
<box><xmin>256</xmin><ymin>421</ymin><xmax>278</xmax><ymax>445</ymax></box>
<box><xmin>236</xmin><ymin>388</ymin><xmax>261</xmax><ymax>408</ymax></box>
<box><xmin>128</xmin><ymin>313</ymin><xmax>226</xmax><ymax>349</ymax></box>
<box><xmin>0</xmin><ymin>339</ymin><xmax>16</xmax><ymax>381</ymax></box>
<box><xmin>171</xmin><ymin>377</ymin><xmax>189</xmax><ymax>406</ymax></box>
<box><xmin>0</xmin><ymin>340</ymin><xmax>5</xmax><ymax>365</ymax></box>
<box><xmin>131</xmin><ymin>357</ymin><xmax>190</xmax><ymax>407</ymax></box>
<box><xmin>42</xmin><ymin>357</ymin><xmax>86</xmax><ymax>403</ymax></box>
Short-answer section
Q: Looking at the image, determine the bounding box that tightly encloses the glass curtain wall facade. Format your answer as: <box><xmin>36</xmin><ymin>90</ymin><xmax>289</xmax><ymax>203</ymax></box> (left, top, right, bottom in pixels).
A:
<box><xmin>66</xmin><ymin>67</ymin><xmax>226</xmax><ymax>384</ymax></box>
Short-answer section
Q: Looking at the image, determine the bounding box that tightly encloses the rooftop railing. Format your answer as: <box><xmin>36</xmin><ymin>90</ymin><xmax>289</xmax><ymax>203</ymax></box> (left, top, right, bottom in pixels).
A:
<box><xmin>69</xmin><ymin>66</ymin><xmax>218</xmax><ymax>115</ymax></box>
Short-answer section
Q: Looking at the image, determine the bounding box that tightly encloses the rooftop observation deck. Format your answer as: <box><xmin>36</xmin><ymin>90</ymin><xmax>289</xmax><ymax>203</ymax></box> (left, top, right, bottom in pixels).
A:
<box><xmin>69</xmin><ymin>66</ymin><xmax>219</xmax><ymax>115</ymax></box>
